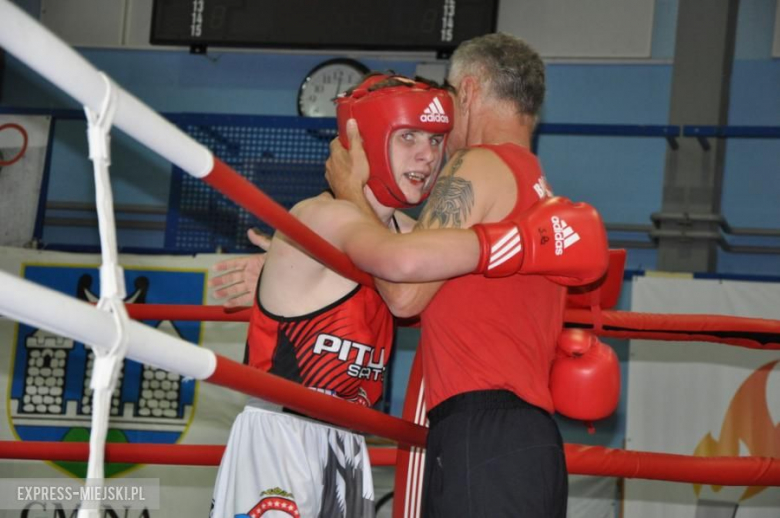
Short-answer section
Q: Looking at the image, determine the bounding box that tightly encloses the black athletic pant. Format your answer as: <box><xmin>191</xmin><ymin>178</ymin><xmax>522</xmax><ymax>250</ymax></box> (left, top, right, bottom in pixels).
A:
<box><xmin>421</xmin><ymin>390</ymin><xmax>567</xmax><ymax>518</ymax></box>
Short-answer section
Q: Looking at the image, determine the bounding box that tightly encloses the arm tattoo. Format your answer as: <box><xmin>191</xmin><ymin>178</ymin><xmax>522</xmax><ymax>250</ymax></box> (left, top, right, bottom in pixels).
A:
<box><xmin>417</xmin><ymin>151</ymin><xmax>475</xmax><ymax>229</ymax></box>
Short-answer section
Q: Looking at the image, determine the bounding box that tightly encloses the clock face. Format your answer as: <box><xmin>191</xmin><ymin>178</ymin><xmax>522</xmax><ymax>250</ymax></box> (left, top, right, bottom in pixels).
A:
<box><xmin>298</xmin><ymin>59</ymin><xmax>369</xmax><ymax>118</ymax></box>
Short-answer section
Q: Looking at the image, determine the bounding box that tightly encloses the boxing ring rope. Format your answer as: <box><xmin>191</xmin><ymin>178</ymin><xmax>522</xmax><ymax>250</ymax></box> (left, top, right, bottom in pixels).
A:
<box><xmin>122</xmin><ymin>304</ymin><xmax>780</xmax><ymax>351</ymax></box>
<box><xmin>0</xmin><ymin>0</ymin><xmax>778</xmax><ymax>502</ymax></box>
<box><xmin>0</xmin><ymin>271</ymin><xmax>425</xmax><ymax>448</ymax></box>
<box><xmin>1</xmin><ymin>441</ymin><xmax>779</xmax><ymax>486</ymax></box>
<box><xmin>3</xmin><ymin>272</ymin><xmax>780</xmax><ymax>486</ymax></box>
<box><xmin>565</xmin><ymin>308</ymin><xmax>780</xmax><ymax>350</ymax></box>
<box><xmin>0</xmin><ymin>442</ymin><xmax>399</xmax><ymax>468</ymax></box>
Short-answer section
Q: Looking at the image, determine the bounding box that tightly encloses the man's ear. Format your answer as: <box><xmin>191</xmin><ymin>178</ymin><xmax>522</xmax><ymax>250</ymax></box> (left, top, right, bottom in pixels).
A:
<box><xmin>457</xmin><ymin>76</ymin><xmax>478</xmax><ymax>107</ymax></box>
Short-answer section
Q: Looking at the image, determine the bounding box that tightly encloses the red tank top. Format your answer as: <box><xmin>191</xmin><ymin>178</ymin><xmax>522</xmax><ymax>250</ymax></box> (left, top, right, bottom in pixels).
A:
<box><xmin>246</xmin><ymin>283</ymin><xmax>394</xmax><ymax>407</ymax></box>
<box><xmin>420</xmin><ymin>143</ymin><xmax>566</xmax><ymax>413</ymax></box>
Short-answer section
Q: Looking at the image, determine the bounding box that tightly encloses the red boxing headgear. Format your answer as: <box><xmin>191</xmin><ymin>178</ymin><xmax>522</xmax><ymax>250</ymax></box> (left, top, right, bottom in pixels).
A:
<box><xmin>336</xmin><ymin>75</ymin><xmax>454</xmax><ymax>208</ymax></box>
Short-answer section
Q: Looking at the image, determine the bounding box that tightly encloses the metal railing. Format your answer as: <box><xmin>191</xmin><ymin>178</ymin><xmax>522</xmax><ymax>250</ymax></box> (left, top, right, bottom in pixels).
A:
<box><xmin>3</xmin><ymin>106</ymin><xmax>779</xmax><ymax>255</ymax></box>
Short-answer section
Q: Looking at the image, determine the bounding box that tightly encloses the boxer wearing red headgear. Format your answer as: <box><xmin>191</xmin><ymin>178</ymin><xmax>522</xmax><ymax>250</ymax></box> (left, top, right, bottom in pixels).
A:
<box><xmin>212</xmin><ymin>73</ymin><xmax>469</xmax><ymax>518</ymax></box>
<box><xmin>336</xmin><ymin>74</ymin><xmax>453</xmax><ymax>208</ymax></box>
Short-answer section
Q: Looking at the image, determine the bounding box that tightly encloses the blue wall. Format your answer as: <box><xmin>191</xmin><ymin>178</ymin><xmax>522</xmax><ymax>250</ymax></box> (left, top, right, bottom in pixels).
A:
<box><xmin>1</xmin><ymin>0</ymin><xmax>778</xmax><ymax>270</ymax></box>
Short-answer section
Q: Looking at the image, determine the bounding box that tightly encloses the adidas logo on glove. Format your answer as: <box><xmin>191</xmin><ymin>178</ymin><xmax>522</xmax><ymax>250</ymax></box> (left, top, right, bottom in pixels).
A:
<box><xmin>420</xmin><ymin>98</ymin><xmax>450</xmax><ymax>123</ymax></box>
<box><xmin>473</xmin><ymin>197</ymin><xmax>607</xmax><ymax>283</ymax></box>
<box><xmin>552</xmin><ymin>216</ymin><xmax>580</xmax><ymax>256</ymax></box>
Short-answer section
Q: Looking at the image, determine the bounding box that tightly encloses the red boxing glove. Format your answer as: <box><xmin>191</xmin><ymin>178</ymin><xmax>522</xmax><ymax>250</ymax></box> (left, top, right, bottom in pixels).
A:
<box><xmin>549</xmin><ymin>329</ymin><xmax>620</xmax><ymax>422</ymax></box>
<box><xmin>472</xmin><ymin>197</ymin><xmax>608</xmax><ymax>286</ymax></box>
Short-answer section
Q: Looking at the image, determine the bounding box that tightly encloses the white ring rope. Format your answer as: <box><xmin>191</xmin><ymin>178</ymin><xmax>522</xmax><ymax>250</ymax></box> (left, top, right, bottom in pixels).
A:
<box><xmin>0</xmin><ymin>271</ymin><xmax>217</xmax><ymax>380</ymax></box>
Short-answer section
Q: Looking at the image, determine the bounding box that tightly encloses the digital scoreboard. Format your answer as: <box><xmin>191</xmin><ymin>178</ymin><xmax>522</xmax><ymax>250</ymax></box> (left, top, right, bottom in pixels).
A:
<box><xmin>151</xmin><ymin>0</ymin><xmax>498</xmax><ymax>52</ymax></box>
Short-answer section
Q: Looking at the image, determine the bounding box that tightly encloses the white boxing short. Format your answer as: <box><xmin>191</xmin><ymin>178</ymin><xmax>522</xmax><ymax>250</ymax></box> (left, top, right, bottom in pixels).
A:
<box><xmin>211</xmin><ymin>399</ymin><xmax>375</xmax><ymax>518</ymax></box>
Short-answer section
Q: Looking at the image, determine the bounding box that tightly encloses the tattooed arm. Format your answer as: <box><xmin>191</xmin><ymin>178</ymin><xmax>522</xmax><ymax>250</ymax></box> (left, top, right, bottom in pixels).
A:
<box><xmin>373</xmin><ymin>148</ymin><xmax>514</xmax><ymax>317</ymax></box>
<box><xmin>417</xmin><ymin>151</ymin><xmax>476</xmax><ymax>229</ymax></box>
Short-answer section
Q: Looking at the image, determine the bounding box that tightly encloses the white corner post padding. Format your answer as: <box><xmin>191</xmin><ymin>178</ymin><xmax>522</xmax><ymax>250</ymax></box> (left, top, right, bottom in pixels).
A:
<box><xmin>0</xmin><ymin>271</ymin><xmax>217</xmax><ymax>380</ymax></box>
<box><xmin>0</xmin><ymin>0</ymin><xmax>213</xmax><ymax>178</ymax></box>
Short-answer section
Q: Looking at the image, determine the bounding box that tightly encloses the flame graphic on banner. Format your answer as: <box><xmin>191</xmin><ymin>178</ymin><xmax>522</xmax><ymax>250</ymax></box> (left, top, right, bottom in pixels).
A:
<box><xmin>693</xmin><ymin>360</ymin><xmax>780</xmax><ymax>501</ymax></box>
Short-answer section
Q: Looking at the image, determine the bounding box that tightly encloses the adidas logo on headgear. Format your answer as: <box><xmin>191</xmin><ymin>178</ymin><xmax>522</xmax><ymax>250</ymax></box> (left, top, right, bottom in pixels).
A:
<box><xmin>551</xmin><ymin>216</ymin><xmax>580</xmax><ymax>256</ymax></box>
<box><xmin>420</xmin><ymin>98</ymin><xmax>449</xmax><ymax>123</ymax></box>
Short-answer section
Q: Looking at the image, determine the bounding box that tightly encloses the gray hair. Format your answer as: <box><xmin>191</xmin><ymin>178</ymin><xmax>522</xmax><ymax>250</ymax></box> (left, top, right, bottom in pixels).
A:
<box><xmin>449</xmin><ymin>32</ymin><xmax>545</xmax><ymax>117</ymax></box>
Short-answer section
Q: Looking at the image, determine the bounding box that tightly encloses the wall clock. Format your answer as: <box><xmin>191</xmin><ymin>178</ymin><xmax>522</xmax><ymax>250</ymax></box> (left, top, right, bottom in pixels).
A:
<box><xmin>297</xmin><ymin>58</ymin><xmax>369</xmax><ymax>117</ymax></box>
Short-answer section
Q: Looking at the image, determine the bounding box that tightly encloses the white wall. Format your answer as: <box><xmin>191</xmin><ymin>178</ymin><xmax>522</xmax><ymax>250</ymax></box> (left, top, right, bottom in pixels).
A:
<box><xmin>497</xmin><ymin>0</ymin><xmax>656</xmax><ymax>59</ymax></box>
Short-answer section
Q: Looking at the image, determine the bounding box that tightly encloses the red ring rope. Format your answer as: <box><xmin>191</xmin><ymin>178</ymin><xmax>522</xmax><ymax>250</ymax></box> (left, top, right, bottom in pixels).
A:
<box><xmin>0</xmin><ymin>441</ymin><xmax>397</xmax><ymax>467</ymax></box>
<box><xmin>565</xmin><ymin>308</ymin><xmax>780</xmax><ymax>350</ymax></box>
<box><xmin>6</xmin><ymin>265</ymin><xmax>780</xmax><ymax>487</ymax></box>
<box><xmin>124</xmin><ymin>303</ymin><xmax>780</xmax><ymax>350</ymax></box>
<box><xmin>125</xmin><ymin>303</ymin><xmax>251</xmax><ymax>321</ymax></box>
<box><xmin>1</xmin><ymin>442</ymin><xmax>778</xmax><ymax>486</ymax></box>
<box><xmin>206</xmin><ymin>354</ymin><xmax>427</xmax><ymax>448</ymax></box>
<box><xmin>0</xmin><ymin>123</ymin><xmax>29</xmax><ymax>166</ymax></box>
<box><xmin>114</xmin><ymin>302</ymin><xmax>780</xmax><ymax>488</ymax></box>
